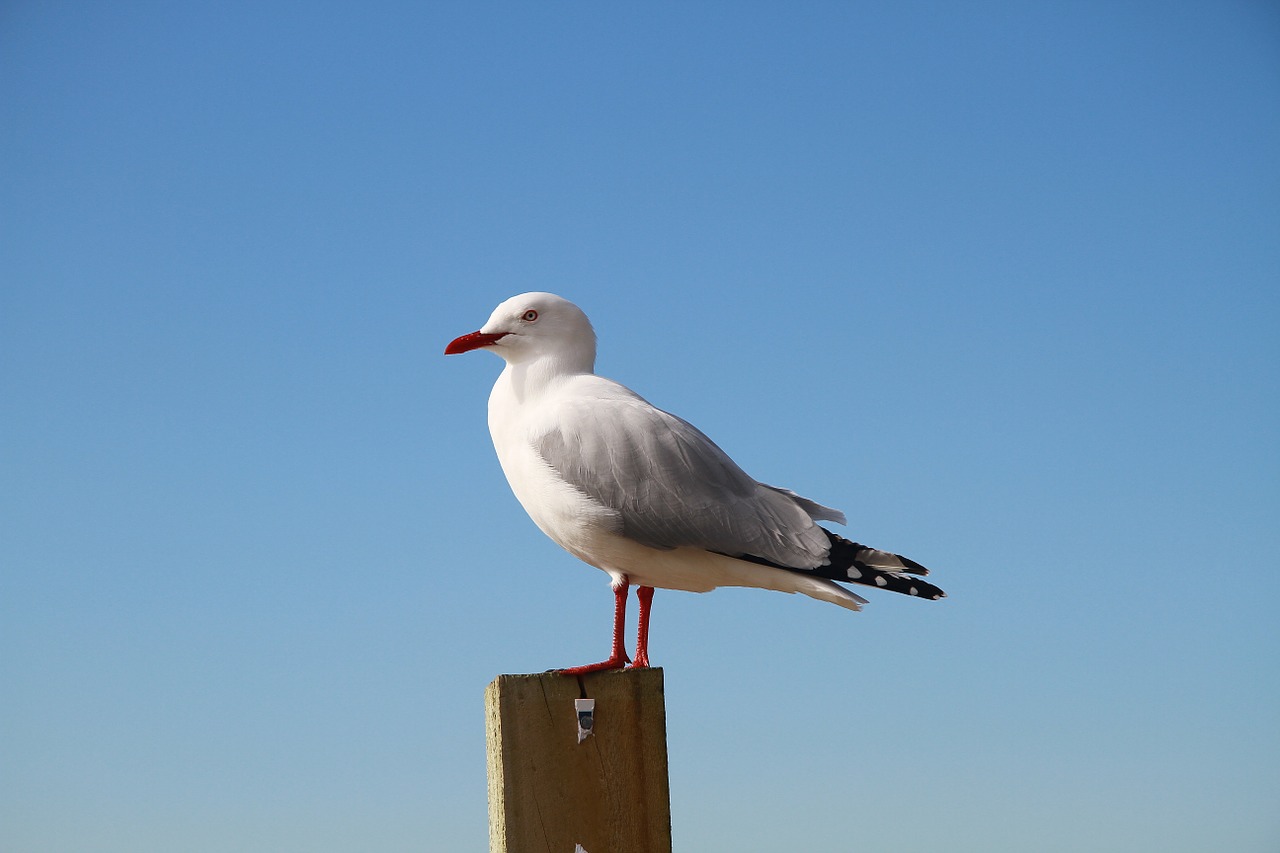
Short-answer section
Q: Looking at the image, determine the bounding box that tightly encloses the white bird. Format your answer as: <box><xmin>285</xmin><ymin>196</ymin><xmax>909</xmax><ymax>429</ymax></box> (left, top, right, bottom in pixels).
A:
<box><xmin>446</xmin><ymin>292</ymin><xmax>944</xmax><ymax>673</ymax></box>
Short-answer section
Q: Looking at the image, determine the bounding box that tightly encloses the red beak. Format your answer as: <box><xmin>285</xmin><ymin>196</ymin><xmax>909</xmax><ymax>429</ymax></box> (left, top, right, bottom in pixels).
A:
<box><xmin>445</xmin><ymin>330</ymin><xmax>508</xmax><ymax>355</ymax></box>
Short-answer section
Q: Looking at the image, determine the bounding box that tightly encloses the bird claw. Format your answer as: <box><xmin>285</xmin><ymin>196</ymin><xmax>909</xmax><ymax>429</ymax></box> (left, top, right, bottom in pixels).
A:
<box><xmin>551</xmin><ymin>653</ymin><xmax>630</xmax><ymax>676</ymax></box>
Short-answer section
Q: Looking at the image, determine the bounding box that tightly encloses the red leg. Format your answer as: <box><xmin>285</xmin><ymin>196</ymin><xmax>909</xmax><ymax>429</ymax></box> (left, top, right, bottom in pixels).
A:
<box><xmin>628</xmin><ymin>585</ymin><xmax>655</xmax><ymax>669</ymax></box>
<box><xmin>556</xmin><ymin>579</ymin><xmax>631</xmax><ymax>675</ymax></box>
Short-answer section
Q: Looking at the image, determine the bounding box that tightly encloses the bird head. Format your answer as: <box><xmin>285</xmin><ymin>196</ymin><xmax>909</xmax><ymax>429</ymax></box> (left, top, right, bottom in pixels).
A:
<box><xmin>445</xmin><ymin>292</ymin><xmax>597</xmax><ymax>373</ymax></box>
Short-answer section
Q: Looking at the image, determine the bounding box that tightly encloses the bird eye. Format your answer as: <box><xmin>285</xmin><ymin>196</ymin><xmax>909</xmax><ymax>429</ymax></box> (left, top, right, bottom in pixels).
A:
<box><xmin>522</xmin><ymin>309</ymin><xmax>538</xmax><ymax>322</ymax></box>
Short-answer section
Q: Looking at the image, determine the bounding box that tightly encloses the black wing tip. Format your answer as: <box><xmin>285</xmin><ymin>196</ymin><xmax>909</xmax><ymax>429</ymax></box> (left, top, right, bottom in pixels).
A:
<box><xmin>823</xmin><ymin>530</ymin><xmax>933</xmax><ymax>576</ymax></box>
<box><xmin>861</xmin><ymin>570</ymin><xmax>948</xmax><ymax>600</ymax></box>
<box><xmin>896</xmin><ymin>554</ymin><xmax>931</xmax><ymax>576</ymax></box>
<box><xmin>715</xmin><ymin>534</ymin><xmax>947</xmax><ymax>602</ymax></box>
<box><xmin>819</xmin><ymin>530</ymin><xmax>945</xmax><ymax>599</ymax></box>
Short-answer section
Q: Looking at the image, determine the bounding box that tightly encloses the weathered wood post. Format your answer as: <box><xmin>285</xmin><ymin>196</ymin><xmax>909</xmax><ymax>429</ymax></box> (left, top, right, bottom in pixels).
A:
<box><xmin>485</xmin><ymin>668</ymin><xmax>672</xmax><ymax>853</ymax></box>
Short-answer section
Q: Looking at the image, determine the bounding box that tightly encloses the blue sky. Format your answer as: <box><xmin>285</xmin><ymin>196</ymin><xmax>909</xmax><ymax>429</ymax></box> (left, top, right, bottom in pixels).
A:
<box><xmin>2</xmin><ymin>2</ymin><xmax>1277</xmax><ymax>851</ymax></box>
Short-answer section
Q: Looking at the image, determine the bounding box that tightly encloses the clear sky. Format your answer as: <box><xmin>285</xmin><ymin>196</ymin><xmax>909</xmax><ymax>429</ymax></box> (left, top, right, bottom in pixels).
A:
<box><xmin>2</xmin><ymin>2</ymin><xmax>1277</xmax><ymax>851</ymax></box>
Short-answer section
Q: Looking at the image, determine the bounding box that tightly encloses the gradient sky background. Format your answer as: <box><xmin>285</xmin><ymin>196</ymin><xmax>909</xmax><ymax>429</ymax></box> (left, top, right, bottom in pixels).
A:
<box><xmin>3</xmin><ymin>3</ymin><xmax>1278</xmax><ymax>851</ymax></box>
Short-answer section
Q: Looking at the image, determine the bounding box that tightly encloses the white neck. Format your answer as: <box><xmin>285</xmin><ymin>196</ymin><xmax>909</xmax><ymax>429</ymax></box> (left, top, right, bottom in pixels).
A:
<box><xmin>500</xmin><ymin>351</ymin><xmax>591</xmax><ymax>407</ymax></box>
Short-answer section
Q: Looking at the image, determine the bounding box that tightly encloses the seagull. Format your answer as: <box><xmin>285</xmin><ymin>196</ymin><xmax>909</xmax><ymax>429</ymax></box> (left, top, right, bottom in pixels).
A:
<box><xmin>446</xmin><ymin>293</ymin><xmax>944</xmax><ymax>674</ymax></box>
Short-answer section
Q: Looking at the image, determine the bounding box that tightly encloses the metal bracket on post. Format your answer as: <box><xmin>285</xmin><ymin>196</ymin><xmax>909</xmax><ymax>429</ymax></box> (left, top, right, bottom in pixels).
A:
<box><xmin>574</xmin><ymin>698</ymin><xmax>595</xmax><ymax>743</ymax></box>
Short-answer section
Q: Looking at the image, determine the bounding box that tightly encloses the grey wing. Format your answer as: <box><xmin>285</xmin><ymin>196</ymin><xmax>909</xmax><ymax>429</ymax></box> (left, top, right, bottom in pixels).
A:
<box><xmin>534</xmin><ymin>393</ymin><xmax>842</xmax><ymax>569</ymax></box>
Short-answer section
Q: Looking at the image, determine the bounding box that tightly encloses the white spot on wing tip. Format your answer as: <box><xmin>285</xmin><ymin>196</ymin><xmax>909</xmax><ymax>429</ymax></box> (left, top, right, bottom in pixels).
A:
<box><xmin>909</xmin><ymin>586</ymin><xmax>919</xmax><ymax>596</ymax></box>
<box><xmin>874</xmin><ymin>576</ymin><xmax>887</xmax><ymax>587</ymax></box>
<box><xmin>847</xmin><ymin>567</ymin><xmax>861</xmax><ymax>579</ymax></box>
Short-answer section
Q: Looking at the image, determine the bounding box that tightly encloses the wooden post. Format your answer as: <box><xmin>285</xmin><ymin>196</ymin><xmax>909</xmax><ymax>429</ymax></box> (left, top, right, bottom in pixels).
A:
<box><xmin>485</xmin><ymin>668</ymin><xmax>672</xmax><ymax>853</ymax></box>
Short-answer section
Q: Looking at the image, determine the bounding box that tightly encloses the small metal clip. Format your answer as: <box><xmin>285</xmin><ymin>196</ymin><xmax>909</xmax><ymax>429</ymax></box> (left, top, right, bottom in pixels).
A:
<box><xmin>575</xmin><ymin>698</ymin><xmax>595</xmax><ymax>743</ymax></box>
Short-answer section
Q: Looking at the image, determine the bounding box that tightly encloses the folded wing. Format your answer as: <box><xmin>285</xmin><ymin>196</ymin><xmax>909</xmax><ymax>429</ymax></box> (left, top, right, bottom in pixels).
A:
<box><xmin>534</xmin><ymin>384</ymin><xmax>842</xmax><ymax>570</ymax></box>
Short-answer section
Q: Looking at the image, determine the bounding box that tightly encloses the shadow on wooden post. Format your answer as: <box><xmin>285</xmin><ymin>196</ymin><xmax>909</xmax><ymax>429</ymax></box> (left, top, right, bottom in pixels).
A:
<box><xmin>485</xmin><ymin>668</ymin><xmax>672</xmax><ymax>853</ymax></box>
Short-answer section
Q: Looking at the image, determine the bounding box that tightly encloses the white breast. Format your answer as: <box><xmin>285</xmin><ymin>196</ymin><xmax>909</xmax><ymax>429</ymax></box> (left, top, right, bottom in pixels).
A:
<box><xmin>487</xmin><ymin>369</ymin><xmax>620</xmax><ymax>571</ymax></box>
